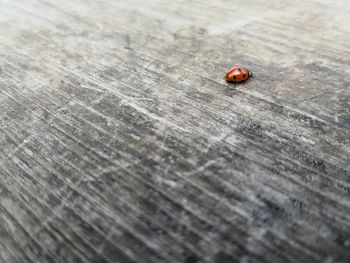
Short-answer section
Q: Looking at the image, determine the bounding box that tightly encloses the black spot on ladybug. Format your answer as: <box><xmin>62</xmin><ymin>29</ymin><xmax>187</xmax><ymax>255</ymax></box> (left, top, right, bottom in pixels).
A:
<box><xmin>243</xmin><ymin>74</ymin><xmax>246</xmax><ymax>78</ymax></box>
<box><xmin>233</xmin><ymin>76</ymin><xmax>236</xmax><ymax>80</ymax></box>
<box><xmin>238</xmin><ymin>68</ymin><xmax>242</xmax><ymax>72</ymax></box>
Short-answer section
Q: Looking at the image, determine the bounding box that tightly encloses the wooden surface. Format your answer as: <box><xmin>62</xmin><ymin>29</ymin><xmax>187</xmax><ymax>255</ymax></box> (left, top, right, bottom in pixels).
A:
<box><xmin>0</xmin><ymin>0</ymin><xmax>350</xmax><ymax>262</ymax></box>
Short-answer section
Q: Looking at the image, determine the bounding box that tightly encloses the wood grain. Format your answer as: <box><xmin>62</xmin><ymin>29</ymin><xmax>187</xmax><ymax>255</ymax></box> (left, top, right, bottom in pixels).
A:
<box><xmin>0</xmin><ymin>0</ymin><xmax>349</xmax><ymax>262</ymax></box>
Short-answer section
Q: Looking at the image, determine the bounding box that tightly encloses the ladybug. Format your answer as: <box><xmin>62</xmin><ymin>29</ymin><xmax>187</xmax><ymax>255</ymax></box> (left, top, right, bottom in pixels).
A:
<box><xmin>225</xmin><ymin>65</ymin><xmax>252</xmax><ymax>83</ymax></box>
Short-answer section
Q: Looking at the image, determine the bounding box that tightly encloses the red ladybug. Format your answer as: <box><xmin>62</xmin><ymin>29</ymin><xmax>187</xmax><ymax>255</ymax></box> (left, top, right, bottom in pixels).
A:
<box><xmin>225</xmin><ymin>65</ymin><xmax>252</xmax><ymax>83</ymax></box>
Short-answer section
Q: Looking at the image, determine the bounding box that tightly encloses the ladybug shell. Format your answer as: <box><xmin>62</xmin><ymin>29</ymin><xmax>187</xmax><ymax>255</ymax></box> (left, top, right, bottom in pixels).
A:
<box><xmin>225</xmin><ymin>66</ymin><xmax>250</xmax><ymax>83</ymax></box>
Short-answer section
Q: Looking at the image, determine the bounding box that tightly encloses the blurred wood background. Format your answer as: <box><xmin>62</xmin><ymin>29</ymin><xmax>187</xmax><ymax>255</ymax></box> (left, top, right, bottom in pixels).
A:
<box><xmin>0</xmin><ymin>0</ymin><xmax>349</xmax><ymax>262</ymax></box>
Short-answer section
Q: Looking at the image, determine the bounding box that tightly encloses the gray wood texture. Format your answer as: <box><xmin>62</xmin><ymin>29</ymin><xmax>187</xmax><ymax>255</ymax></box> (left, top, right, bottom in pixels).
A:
<box><xmin>0</xmin><ymin>0</ymin><xmax>350</xmax><ymax>262</ymax></box>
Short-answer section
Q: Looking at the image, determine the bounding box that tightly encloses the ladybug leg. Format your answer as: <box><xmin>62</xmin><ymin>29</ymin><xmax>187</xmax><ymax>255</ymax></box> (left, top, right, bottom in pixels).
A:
<box><xmin>249</xmin><ymin>71</ymin><xmax>253</xmax><ymax>77</ymax></box>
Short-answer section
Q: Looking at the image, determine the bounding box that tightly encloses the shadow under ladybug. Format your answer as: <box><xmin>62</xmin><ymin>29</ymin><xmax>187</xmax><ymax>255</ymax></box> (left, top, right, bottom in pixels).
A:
<box><xmin>225</xmin><ymin>66</ymin><xmax>253</xmax><ymax>84</ymax></box>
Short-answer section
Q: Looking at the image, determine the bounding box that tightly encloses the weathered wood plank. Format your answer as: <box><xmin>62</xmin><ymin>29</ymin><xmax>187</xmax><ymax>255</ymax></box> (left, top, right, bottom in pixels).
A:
<box><xmin>0</xmin><ymin>0</ymin><xmax>349</xmax><ymax>262</ymax></box>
